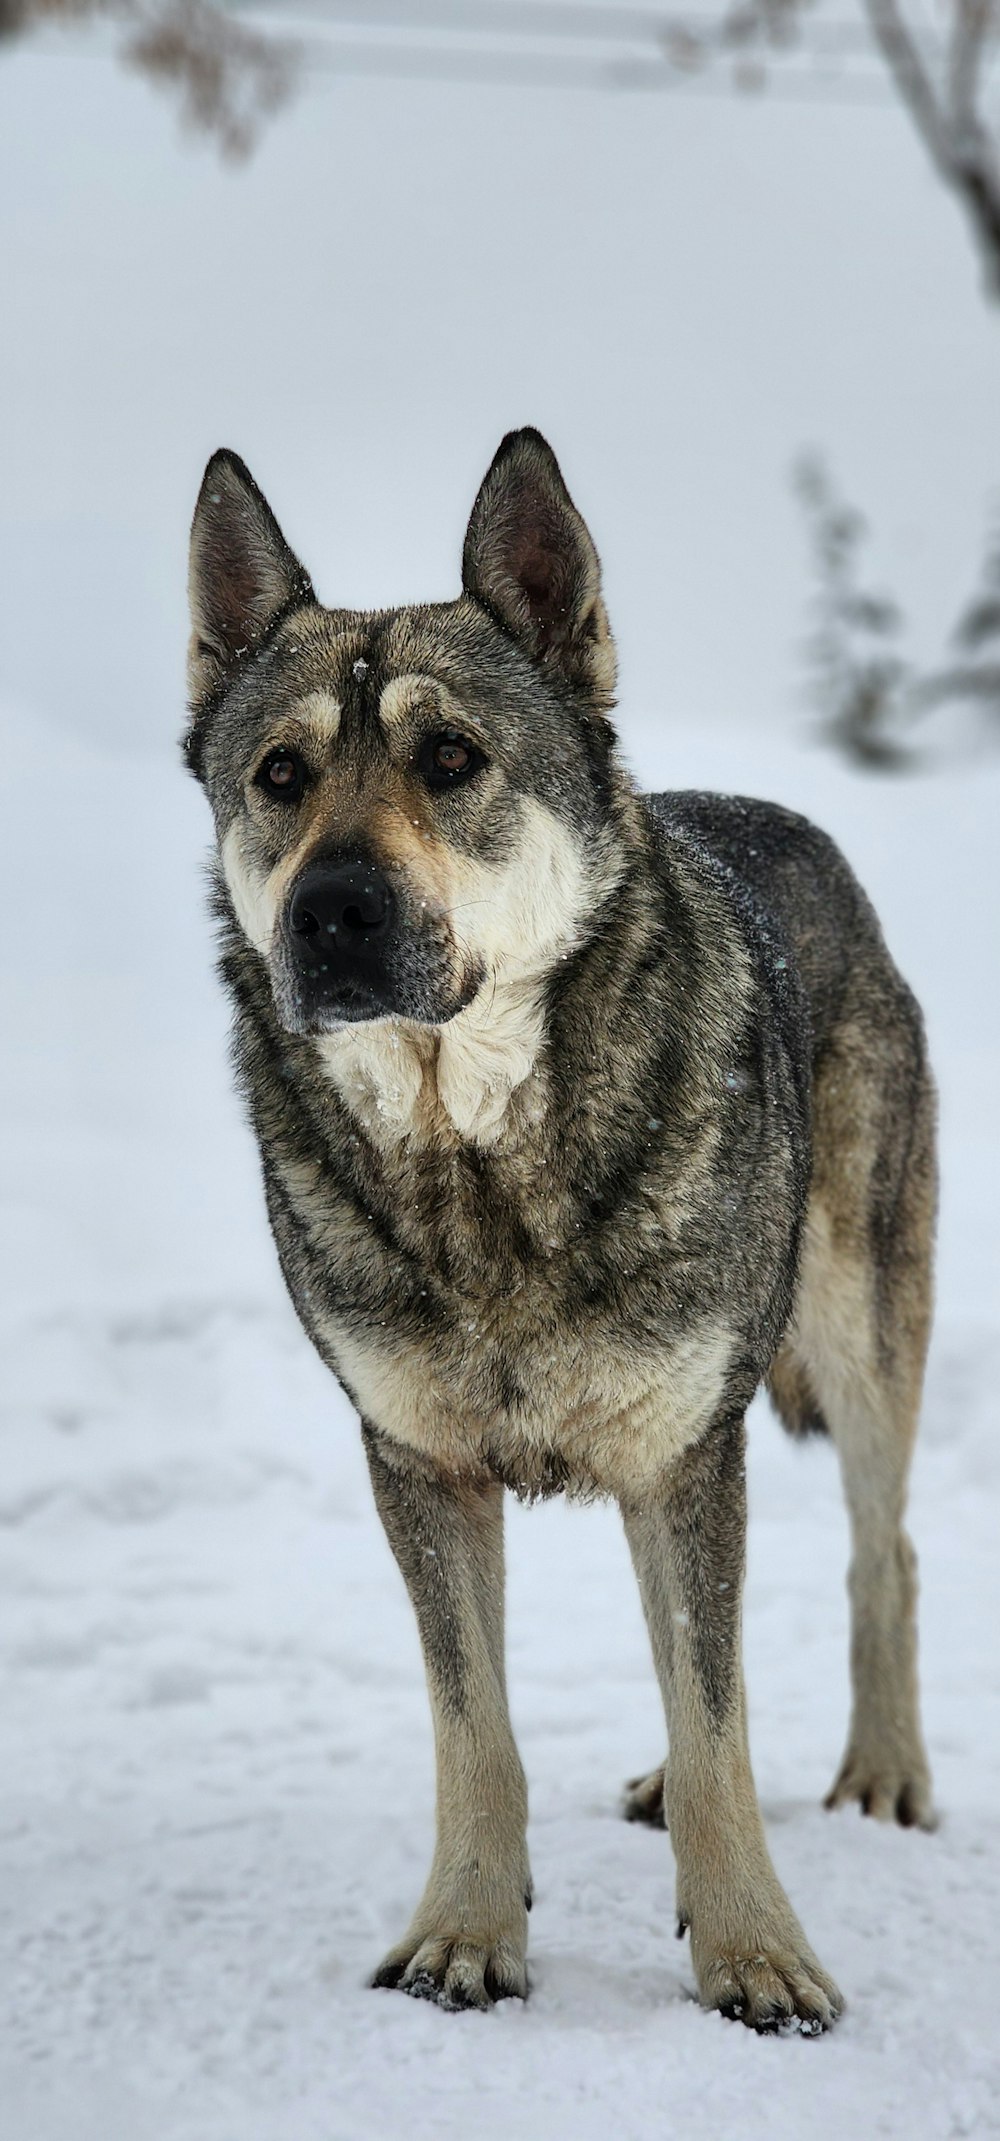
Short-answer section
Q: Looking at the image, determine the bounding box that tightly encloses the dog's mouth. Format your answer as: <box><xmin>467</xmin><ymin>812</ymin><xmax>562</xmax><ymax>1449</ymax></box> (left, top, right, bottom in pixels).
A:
<box><xmin>276</xmin><ymin>960</ymin><xmax>486</xmax><ymax>1037</ymax></box>
<box><xmin>299</xmin><ymin>973</ymin><xmax>392</xmax><ymax>1028</ymax></box>
<box><xmin>266</xmin><ymin>854</ymin><xmax>487</xmax><ymax>1037</ymax></box>
<box><xmin>226</xmin><ymin>804</ymin><xmax>595</xmax><ymax>1062</ymax></box>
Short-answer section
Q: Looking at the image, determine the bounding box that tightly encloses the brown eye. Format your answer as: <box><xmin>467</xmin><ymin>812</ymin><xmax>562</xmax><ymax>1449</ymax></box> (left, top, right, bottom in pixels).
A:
<box><xmin>424</xmin><ymin>729</ymin><xmax>482</xmax><ymax>788</ymax></box>
<box><xmin>433</xmin><ymin>736</ymin><xmax>470</xmax><ymax>772</ymax></box>
<box><xmin>257</xmin><ymin>749</ymin><xmax>304</xmax><ymax>800</ymax></box>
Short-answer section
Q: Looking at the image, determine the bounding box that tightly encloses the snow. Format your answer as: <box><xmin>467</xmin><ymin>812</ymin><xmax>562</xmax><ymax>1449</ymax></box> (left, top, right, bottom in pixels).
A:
<box><xmin>2</xmin><ymin>37</ymin><xmax>1000</xmax><ymax>2141</ymax></box>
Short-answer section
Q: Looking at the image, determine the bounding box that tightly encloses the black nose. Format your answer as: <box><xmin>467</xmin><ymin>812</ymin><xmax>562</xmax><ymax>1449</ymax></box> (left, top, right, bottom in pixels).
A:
<box><xmin>289</xmin><ymin>859</ymin><xmax>392</xmax><ymax>949</ymax></box>
<box><xmin>286</xmin><ymin>858</ymin><xmax>395</xmax><ymax>1017</ymax></box>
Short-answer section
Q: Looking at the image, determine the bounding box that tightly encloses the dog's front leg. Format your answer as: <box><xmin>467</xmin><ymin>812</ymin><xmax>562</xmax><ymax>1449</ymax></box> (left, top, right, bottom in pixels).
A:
<box><xmin>363</xmin><ymin>1424</ymin><xmax>530</xmax><ymax>2009</ymax></box>
<box><xmin>621</xmin><ymin>1414</ymin><xmax>843</xmax><ymax>2033</ymax></box>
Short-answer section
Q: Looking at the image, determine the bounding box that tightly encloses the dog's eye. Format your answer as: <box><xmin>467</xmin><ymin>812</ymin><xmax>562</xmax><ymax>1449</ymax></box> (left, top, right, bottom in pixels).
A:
<box><xmin>256</xmin><ymin>749</ymin><xmax>305</xmax><ymax>801</ymax></box>
<box><xmin>424</xmin><ymin>730</ymin><xmax>482</xmax><ymax>789</ymax></box>
<box><xmin>434</xmin><ymin>734</ymin><xmax>470</xmax><ymax>774</ymax></box>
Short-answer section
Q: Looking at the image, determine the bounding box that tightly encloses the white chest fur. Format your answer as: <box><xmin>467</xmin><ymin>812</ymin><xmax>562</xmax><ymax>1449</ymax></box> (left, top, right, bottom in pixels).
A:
<box><xmin>314</xmin><ymin>976</ymin><xmax>549</xmax><ymax>1148</ymax></box>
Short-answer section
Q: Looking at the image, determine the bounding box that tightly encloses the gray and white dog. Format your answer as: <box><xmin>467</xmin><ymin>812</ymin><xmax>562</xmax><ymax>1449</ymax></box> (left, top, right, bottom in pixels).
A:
<box><xmin>185</xmin><ymin>429</ymin><xmax>935</xmax><ymax>2032</ymax></box>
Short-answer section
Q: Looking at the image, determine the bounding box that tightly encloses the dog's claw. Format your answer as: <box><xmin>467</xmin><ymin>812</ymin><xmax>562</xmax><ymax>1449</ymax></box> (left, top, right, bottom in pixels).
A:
<box><xmin>372</xmin><ymin>1928</ymin><xmax>528</xmax><ymax>2011</ymax></box>
<box><xmin>404</xmin><ymin>1969</ymin><xmax>442</xmax><ymax>2004</ymax></box>
<box><xmin>824</xmin><ymin>1747</ymin><xmax>936</xmax><ymax>1830</ymax></box>
<box><xmin>700</xmin><ymin>1945</ymin><xmax>844</xmax><ymax>2034</ymax></box>
<box><xmin>370</xmin><ymin>1956</ymin><xmax>406</xmax><ymax>1991</ymax></box>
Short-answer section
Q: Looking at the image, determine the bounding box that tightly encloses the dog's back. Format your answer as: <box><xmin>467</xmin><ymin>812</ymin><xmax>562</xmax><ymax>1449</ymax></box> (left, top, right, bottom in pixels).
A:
<box><xmin>652</xmin><ymin>790</ymin><xmax>913</xmax><ymax>1064</ymax></box>
<box><xmin>651</xmin><ymin>789</ymin><xmax>935</xmax><ymax>1463</ymax></box>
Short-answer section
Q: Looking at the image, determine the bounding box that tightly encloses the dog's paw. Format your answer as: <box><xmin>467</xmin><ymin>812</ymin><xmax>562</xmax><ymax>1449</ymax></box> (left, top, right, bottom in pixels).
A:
<box><xmin>825</xmin><ymin>1743</ymin><xmax>935</xmax><ymax>1829</ymax></box>
<box><xmin>685</xmin><ymin>1883</ymin><xmax>843</xmax><ymax>2036</ymax></box>
<box><xmin>698</xmin><ymin>1944</ymin><xmax>844</xmax><ymax>2035</ymax></box>
<box><xmin>371</xmin><ymin>1930</ymin><xmax>528</xmax><ymax>2011</ymax></box>
<box><xmin>622</xmin><ymin>1763</ymin><xmax>667</xmax><ymax>1827</ymax></box>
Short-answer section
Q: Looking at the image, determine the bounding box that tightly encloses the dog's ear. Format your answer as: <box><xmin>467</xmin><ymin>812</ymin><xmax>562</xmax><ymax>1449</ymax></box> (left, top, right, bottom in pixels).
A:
<box><xmin>187</xmin><ymin>451</ymin><xmax>314</xmax><ymax>708</ymax></box>
<box><xmin>462</xmin><ymin>429</ymin><xmax>616</xmax><ymax>709</ymax></box>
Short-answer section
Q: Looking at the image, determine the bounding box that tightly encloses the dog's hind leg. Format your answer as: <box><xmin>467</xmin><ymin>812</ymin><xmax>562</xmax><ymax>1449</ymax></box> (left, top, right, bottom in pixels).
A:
<box><xmin>621</xmin><ymin>1416</ymin><xmax>843</xmax><ymax>2032</ymax></box>
<box><xmin>790</xmin><ymin>1012</ymin><xmax>936</xmax><ymax>1829</ymax></box>
<box><xmin>362</xmin><ymin>1424</ymin><xmax>530</xmax><ymax>2009</ymax></box>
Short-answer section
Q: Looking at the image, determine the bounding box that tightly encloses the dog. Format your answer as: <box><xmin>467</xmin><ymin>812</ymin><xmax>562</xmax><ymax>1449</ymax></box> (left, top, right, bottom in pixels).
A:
<box><xmin>184</xmin><ymin>428</ymin><xmax>935</xmax><ymax>2032</ymax></box>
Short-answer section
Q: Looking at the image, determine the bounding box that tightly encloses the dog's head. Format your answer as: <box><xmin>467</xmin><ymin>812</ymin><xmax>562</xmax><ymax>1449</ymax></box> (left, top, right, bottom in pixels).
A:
<box><xmin>185</xmin><ymin>430</ymin><xmax>624</xmax><ymax>1038</ymax></box>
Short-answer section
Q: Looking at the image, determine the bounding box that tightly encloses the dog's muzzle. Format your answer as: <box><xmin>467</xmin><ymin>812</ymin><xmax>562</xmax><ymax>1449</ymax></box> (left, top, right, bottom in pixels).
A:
<box><xmin>286</xmin><ymin>855</ymin><xmax>395</xmax><ymax>1021</ymax></box>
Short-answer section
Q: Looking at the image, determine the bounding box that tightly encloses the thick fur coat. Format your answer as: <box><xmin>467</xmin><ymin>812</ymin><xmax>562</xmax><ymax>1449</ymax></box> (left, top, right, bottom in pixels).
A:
<box><xmin>185</xmin><ymin>430</ymin><xmax>935</xmax><ymax>2030</ymax></box>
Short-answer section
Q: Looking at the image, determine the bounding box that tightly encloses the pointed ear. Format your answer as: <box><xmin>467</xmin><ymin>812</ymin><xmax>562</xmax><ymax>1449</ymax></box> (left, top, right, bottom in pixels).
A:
<box><xmin>187</xmin><ymin>451</ymin><xmax>314</xmax><ymax>708</ymax></box>
<box><xmin>462</xmin><ymin>429</ymin><xmax>616</xmax><ymax>709</ymax></box>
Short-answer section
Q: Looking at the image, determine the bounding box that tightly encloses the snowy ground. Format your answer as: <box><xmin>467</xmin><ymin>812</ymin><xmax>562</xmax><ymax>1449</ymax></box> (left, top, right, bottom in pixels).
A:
<box><xmin>2</xmin><ymin>703</ymin><xmax>998</xmax><ymax>2140</ymax></box>
<box><xmin>2</xmin><ymin>34</ymin><xmax>1000</xmax><ymax>2141</ymax></box>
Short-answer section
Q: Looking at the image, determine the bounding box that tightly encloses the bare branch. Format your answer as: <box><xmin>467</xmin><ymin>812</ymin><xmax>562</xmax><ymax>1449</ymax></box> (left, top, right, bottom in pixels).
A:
<box><xmin>0</xmin><ymin>0</ymin><xmax>111</xmax><ymax>33</ymax></box>
<box><xmin>124</xmin><ymin>0</ymin><xmax>296</xmax><ymax>158</ymax></box>
<box><xmin>867</xmin><ymin>0</ymin><xmax>1000</xmax><ymax>294</ymax></box>
<box><xmin>795</xmin><ymin>456</ymin><xmax>1000</xmax><ymax>765</ymax></box>
<box><xmin>1</xmin><ymin>0</ymin><xmax>296</xmax><ymax>153</ymax></box>
<box><xmin>793</xmin><ymin>453</ymin><xmax>913</xmax><ymax>768</ymax></box>
<box><xmin>947</xmin><ymin>0</ymin><xmax>995</xmax><ymax>132</ymax></box>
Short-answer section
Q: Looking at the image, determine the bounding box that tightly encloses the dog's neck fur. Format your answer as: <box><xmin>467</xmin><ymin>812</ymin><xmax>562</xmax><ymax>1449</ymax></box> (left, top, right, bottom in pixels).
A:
<box><xmin>314</xmin><ymin>974</ymin><xmax>551</xmax><ymax>1149</ymax></box>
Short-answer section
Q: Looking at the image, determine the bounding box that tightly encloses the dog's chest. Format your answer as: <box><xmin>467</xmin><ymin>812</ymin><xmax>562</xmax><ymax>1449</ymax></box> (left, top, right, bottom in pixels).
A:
<box><xmin>281</xmin><ymin>1137</ymin><xmax>734</xmax><ymax>1499</ymax></box>
<box><xmin>335</xmin><ymin>1295</ymin><xmax>732</xmax><ymax>1499</ymax></box>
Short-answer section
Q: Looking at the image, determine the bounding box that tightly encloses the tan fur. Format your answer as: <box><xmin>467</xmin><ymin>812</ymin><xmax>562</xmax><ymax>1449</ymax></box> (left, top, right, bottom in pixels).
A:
<box><xmin>766</xmin><ymin>1342</ymin><xmax>824</xmax><ymax>1436</ymax></box>
<box><xmin>221</xmin><ymin>801</ymin><xmax>338</xmax><ymax>961</ymax></box>
<box><xmin>583</xmin><ymin>595</ymin><xmax>617</xmax><ymax>705</ymax></box>
<box><xmin>289</xmin><ymin>688</ymin><xmax>342</xmax><ymax>750</ymax></box>
<box><xmin>773</xmin><ymin>1029</ymin><xmax>936</xmax><ymax>1825</ymax></box>
<box><xmin>377</xmin><ymin>671</ymin><xmax>466</xmax><ymax>738</ymax></box>
<box><xmin>221</xmin><ymin>821</ymin><xmax>276</xmax><ymax>958</ymax></box>
<box><xmin>187</xmin><ymin>628</ymin><xmax>219</xmax><ymax>713</ymax></box>
<box><xmin>366</xmin><ymin>1467</ymin><xmax>530</xmax><ymax>2007</ymax></box>
<box><xmin>631</xmin><ymin>1018</ymin><xmax>937</xmax><ymax>1862</ymax></box>
<box><xmin>622</xmin><ymin>1483</ymin><xmax>843</xmax><ymax>2031</ymax></box>
<box><xmin>366</xmin><ymin>806</ymin><xmax>457</xmax><ymax>913</ymax></box>
<box><xmin>322</xmin><ymin>1300</ymin><xmax>734</xmax><ymax>1500</ymax></box>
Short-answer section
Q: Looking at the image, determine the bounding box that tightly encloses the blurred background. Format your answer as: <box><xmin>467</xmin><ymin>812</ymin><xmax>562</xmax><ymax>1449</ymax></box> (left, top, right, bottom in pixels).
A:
<box><xmin>2</xmin><ymin>9</ymin><xmax>999</xmax><ymax>2138</ymax></box>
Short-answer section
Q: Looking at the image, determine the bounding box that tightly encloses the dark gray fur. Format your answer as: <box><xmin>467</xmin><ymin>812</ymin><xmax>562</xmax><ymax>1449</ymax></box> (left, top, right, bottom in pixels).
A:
<box><xmin>362</xmin><ymin>1423</ymin><xmax>470</xmax><ymax>1718</ymax></box>
<box><xmin>659</xmin><ymin>1411</ymin><xmax>747</xmax><ymax>1725</ymax></box>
